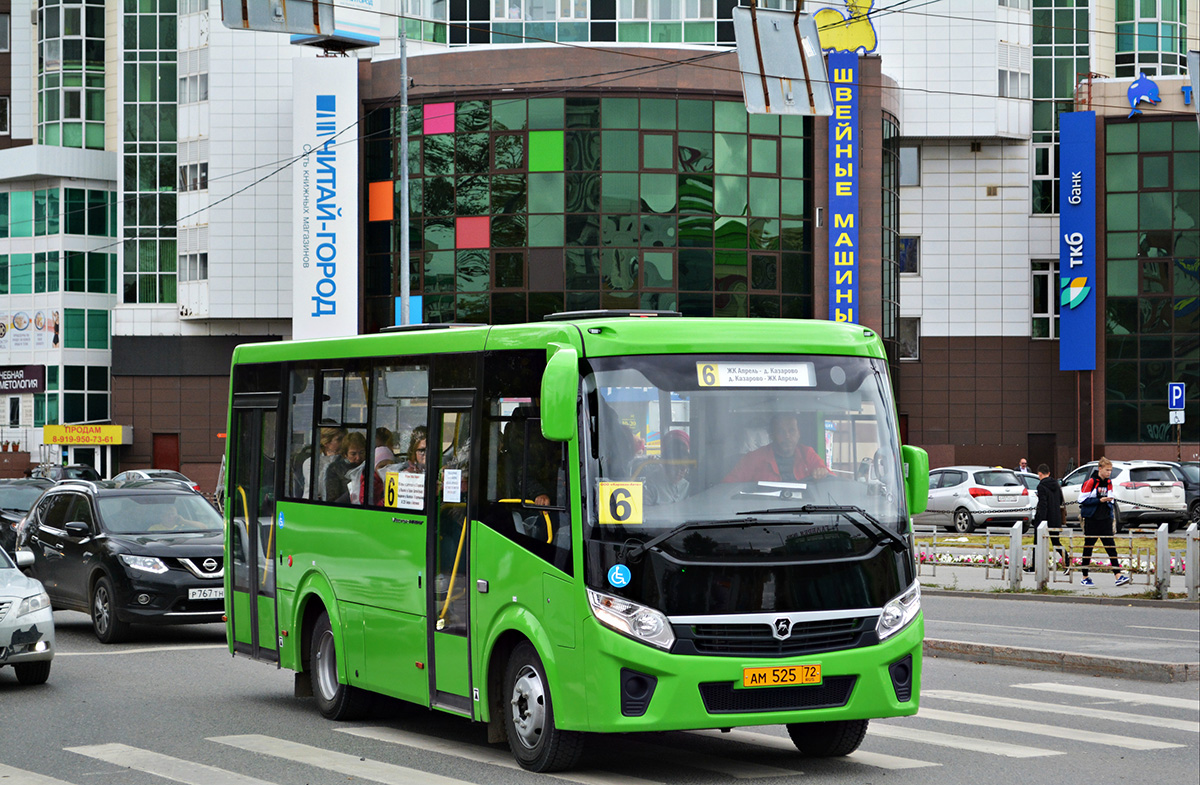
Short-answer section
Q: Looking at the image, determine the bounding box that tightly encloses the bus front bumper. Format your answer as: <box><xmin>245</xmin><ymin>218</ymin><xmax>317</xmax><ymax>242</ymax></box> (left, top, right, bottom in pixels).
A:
<box><xmin>575</xmin><ymin>613</ymin><xmax>923</xmax><ymax>734</ymax></box>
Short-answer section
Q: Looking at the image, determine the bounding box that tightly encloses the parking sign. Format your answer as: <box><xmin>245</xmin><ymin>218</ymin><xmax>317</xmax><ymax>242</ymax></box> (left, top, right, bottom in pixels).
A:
<box><xmin>1168</xmin><ymin>382</ymin><xmax>1185</xmax><ymax>410</ymax></box>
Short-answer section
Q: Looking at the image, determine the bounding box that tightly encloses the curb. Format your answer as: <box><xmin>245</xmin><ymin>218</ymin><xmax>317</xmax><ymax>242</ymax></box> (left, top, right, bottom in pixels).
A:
<box><xmin>921</xmin><ymin>587</ymin><xmax>1197</xmax><ymax>609</ymax></box>
<box><xmin>925</xmin><ymin>638</ymin><xmax>1200</xmax><ymax>683</ymax></box>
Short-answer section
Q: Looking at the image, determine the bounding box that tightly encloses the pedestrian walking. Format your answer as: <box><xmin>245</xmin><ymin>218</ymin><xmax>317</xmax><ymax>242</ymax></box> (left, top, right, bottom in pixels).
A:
<box><xmin>1024</xmin><ymin>463</ymin><xmax>1069</xmax><ymax>572</ymax></box>
<box><xmin>1076</xmin><ymin>457</ymin><xmax>1131</xmax><ymax>587</ymax></box>
<box><xmin>1015</xmin><ymin>457</ymin><xmax>1029</xmax><ymax>472</ymax></box>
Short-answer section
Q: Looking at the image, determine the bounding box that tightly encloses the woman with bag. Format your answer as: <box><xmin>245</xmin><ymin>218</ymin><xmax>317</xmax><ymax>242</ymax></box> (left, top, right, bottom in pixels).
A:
<box><xmin>1076</xmin><ymin>457</ymin><xmax>1131</xmax><ymax>587</ymax></box>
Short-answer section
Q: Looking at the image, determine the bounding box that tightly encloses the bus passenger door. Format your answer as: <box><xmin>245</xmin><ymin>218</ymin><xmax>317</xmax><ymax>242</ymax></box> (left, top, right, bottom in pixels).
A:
<box><xmin>228</xmin><ymin>403</ymin><xmax>280</xmax><ymax>662</ymax></box>
<box><xmin>427</xmin><ymin>402</ymin><xmax>474</xmax><ymax>714</ymax></box>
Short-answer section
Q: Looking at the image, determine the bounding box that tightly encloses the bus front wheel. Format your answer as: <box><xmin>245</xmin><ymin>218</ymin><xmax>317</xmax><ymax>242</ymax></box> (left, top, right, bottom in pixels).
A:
<box><xmin>310</xmin><ymin>611</ymin><xmax>373</xmax><ymax>721</ymax></box>
<box><xmin>786</xmin><ymin>719</ymin><xmax>869</xmax><ymax>757</ymax></box>
<box><xmin>503</xmin><ymin>642</ymin><xmax>584</xmax><ymax>772</ymax></box>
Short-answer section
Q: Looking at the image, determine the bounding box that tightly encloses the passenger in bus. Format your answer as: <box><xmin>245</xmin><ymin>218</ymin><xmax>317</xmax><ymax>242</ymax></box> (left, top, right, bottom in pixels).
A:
<box><xmin>302</xmin><ymin>426</ymin><xmax>347</xmax><ymax>500</ymax></box>
<box><xmin>643</xmin><ymin>429</ymin><xmax>691</xmax><ymax>505</ymax></box>
<box><xmin>324</xmin><ymin>431</ymin><xmax>367</xmax><ymax>504</ymax></box>
<box><xmin>723</xmin><ymin>413</ymin><xmax>829</xmax><ymax>483</ymax></box>
<box><xmin>402</xmin><ymin>426</ymin><xmax>428</xmax><ymax>474</ymax></box>
<box><xmin>374</xmin><ymin>427</ymin><xmax>396</xmax><ymax>471</ymax></box>
<box><xmin>501</xmin><ymin>408</ymin><xmax>563</xmax><ymax>507</ymax></box>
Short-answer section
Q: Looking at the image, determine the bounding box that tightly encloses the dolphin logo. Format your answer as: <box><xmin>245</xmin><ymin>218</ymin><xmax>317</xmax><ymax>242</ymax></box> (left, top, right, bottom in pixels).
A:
<box><xmin>1127</xmin><ymin>72</ymin><xmax>1161</xmax><ymax>118</ymax></box>
<box><xmin>1061</xmin><ymin>277</ymin><xmax>1091</xmax><ymax>309</ymax></box>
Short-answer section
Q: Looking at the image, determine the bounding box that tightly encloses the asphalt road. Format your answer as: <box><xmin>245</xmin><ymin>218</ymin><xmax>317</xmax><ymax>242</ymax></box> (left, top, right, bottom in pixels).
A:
<box><xmin>1</xmin><ymin>609</ymin><xmax>1197</xmax><ymax>785</ymax></box>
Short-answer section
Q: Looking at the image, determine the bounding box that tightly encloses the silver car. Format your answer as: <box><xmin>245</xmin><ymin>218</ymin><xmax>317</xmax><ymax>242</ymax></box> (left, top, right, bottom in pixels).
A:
<box><xmin>0</xmin><ymin>549</ymin><xmax>55</xmax><ymax>684</ymax></box>
<box><xmin>915</xmin><ymin>466</ymin><xmax>1032</xmax><ymax>534</ymax></box>
<box><xmin>112</xmin><ymin>469</ymin><xmax>201</xmax><ymax>493</ymax></box>
<box><xmin>1060</xmin><ymin>461</ymin><xmax>1187</xmax><ymax>531</ymax></box>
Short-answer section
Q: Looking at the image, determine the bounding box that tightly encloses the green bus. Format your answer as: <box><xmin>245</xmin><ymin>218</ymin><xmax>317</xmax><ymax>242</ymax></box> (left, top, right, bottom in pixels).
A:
<box><xmin>224</xmin><ymin>312</ymin><xmax>929</xmax><ymax>772</ymax></box>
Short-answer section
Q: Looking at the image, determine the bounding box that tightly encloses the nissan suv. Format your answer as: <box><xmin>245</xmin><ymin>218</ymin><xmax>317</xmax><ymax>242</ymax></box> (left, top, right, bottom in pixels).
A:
<box><xmin>19</xmin><ymin>480</ymin><xmax>224</xmax><ymax>643</ymax></box>
<box><xmin>1060</xmin><ymin>461</ymin><xmax>1188</xmax><ymax>531</ymax></box>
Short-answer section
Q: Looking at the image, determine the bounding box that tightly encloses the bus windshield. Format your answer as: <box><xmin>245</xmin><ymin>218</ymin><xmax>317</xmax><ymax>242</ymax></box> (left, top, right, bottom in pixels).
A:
<box><xmin>582</xmin><ymin>353</ymin><xmax>911</xmax><ymax>614</ymax></box>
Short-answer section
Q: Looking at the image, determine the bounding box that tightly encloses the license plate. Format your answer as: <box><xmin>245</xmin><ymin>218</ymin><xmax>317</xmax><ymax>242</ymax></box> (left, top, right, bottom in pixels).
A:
<box><xmin>188</xmin><ymin>587</ymin><xmax>224</xmax><ymax>600</ymax></box>
<box><xmin>998</xmin><ymin>495</ymin><xmax>1017</xmax><ymax>504</ymax></box>
<box><xmin>1151</xmin><ymin>486</ymin><xmax>1169</xmax><ymax>493</ymax></box>
<box><xmin>742</xmin><ymin>664</ymin><xmax>821</xmax><ymax>688</ymax></box>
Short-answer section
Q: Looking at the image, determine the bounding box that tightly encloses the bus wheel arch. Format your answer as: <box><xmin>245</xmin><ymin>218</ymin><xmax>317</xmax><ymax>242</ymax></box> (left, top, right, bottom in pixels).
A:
<box><xmin>309</xmin><ymin>608</ymin><xmax>374</xmax><ymax>720</ymax></box>
<box><xmin>502</xmin><ymin>640</ymin><xmax>584</xmax><ymax>772</ymax></box>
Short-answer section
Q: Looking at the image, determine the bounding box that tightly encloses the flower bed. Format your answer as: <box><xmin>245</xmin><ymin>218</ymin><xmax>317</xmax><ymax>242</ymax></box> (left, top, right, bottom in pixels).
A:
<box><xmin>916</xmin><ymin>550</ymin><xmax>1187</xmax><ymax>575</ymax></box>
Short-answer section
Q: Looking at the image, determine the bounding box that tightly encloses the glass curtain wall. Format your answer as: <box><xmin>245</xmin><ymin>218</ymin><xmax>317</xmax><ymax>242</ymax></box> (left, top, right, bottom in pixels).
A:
<box><xmin>1031</xmin><ymin>0</ymin><xmax>1089</xmax><ymax>215</ymax></box>
<box><xmin>1114</xmin><ymin>0</ymin><xmax>1189</xmax><ymax>77</ymax></box>
<box><xmin>37</xmin><ymin>0</ymin><xmax>106</xmax><ymax>148</ymax></box>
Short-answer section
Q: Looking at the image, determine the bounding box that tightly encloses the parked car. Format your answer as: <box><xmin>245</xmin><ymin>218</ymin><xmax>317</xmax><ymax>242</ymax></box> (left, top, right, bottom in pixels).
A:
<box><xmin>914</xmin><ymin>466</ymin><xmax>1032</xmax><ymax>534</ymax></box>
<box><xmin>0</xmin><ymin>548</ymin><xmax>55</xmax><ymax>684</ymax></box>
<box><xmin>22</xmin><ymin>480</ymin><xmax>224</xmax><ymax>643</ymax></box>
<box><xmin>31</xmin><ymin>464</ymin><xmax>102</xmax><ymax>482</ymax></box>
<box><xmin>1015</xmin><ymin>471</ymin><xmax>1040</xmax><ymax>492</ymax></box>
<box><xmin>1060</xmin><ymin>460</ymin><xmax>1188</xmax><ymax>531</ymax></box>
<box><xmin>1161</xmin><ymin>461</ymin><xmax>1199</xmax><ymax>527</ymax></box>
<box><xmin>0</xmin><ymin>479</ymin><xmax>52</xmax><ymax>556</ymax></box>
<box><xmin>112</xmin><ymin>469</ymin><xmax>202</xmax><ymax>493</ymax></box>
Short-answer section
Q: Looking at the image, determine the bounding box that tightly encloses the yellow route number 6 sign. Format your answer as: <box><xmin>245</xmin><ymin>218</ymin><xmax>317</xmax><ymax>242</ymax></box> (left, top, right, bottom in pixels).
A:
<box><xmin>598</xmin><ymin>482</ymin><xmax>644</xmax><ymax>525</ymax></box>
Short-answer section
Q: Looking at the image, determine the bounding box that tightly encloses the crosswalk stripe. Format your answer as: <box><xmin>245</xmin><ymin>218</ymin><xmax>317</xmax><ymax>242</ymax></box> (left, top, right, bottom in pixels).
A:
<box><xmin>65</xmin><ymin>743</ymin><xmax>277</xmax><ymax>785</ymax></box>
<box><xmin>339</xmin><ymin>727</ymin><xmax>663</xmax><ymax>785</ymax></box>
<box><xmin>924</xmin><ymin>689</ymin><xmax>1200</xmax><ymax>733</ymax></box>
<box><xmin>0</xmin><ymin>762</ymin><xmax>77</xmax><ymax>785</ymax></box>
<box><xmin>210</xmin><ymin>734</ymin><xmax>471</xmax><ymax>785</ymax></box>
<box><xmin>917</xmin><ymin>708</ymin><xmax>1184</xmax><ymax>750</ymax></box>
<box><xmin>691</xmin><ymin>729</ymin><xmax>940</xmax><ymax>770</ymax></box>
<box><xmin>1012</xmin><ymin>682</ymin><xmax>1200</xmax><ymax>711</ymax></box>
<box><xmin>620</xmin><ymin>737</ymin><xmax>800</xmax><ymax>778</ymax></box>
<box><xmin>870</xmin><ymin>722</ymin><xmax>1062</xmax><ymax>757</ymax></box>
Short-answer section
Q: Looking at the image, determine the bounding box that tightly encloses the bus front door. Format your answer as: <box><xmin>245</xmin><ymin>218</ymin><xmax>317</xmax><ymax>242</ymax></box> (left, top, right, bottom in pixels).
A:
<box><xmin>427</xmin><ymin>404</ymin><xmax>474</xmax><ymax>714</ymax></box>
<box><xmin>228</xmin><ymin>404</ymin><xmax>280</xmax><ymax>662</ymax></box>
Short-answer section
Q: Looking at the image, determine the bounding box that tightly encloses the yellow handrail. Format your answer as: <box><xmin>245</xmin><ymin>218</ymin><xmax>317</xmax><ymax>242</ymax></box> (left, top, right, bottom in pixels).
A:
<box><xmin>497</xmin><ymin>499</ymin><xmax>554</xmax><ymax>544</ymax></box>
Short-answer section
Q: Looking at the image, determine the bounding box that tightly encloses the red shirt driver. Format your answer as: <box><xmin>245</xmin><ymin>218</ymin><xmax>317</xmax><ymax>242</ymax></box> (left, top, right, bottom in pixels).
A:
<box><xmin>724</xmin><ymin>413</ymin><xmax>829</xmax><ymax>483</ymax></box>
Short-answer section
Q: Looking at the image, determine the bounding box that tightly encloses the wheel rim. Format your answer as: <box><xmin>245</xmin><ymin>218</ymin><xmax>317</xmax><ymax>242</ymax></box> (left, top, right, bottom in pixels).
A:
<box><xmin>509</xmin><ymin>663</ymin><xmax>546</xmax><ymax>750</ymax></box>
<box><xmin>93</xmin><ymin>584</ymin><xmax>111</xmax><ymax>635</ymax></box>
<box><xmin>954</xmin><ymin>511</ymin><xmax>971</xmax><ymax>532</ymax></box>
<box><xmin>314</xmin><ymin>629</ymin><xmax>339</xmax><ymax>701</ymax></box>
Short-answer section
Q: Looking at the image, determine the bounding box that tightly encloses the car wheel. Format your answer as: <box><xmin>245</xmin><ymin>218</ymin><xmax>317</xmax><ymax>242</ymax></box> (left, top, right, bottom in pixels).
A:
<box><xmin>787</xmin><ymin>719</ymin><xmax>869</xmax><ymax>757</ymax></box>
<box><xmin>1189</xmin><ymin>502</ymin><xmax>1200</xmax><ymax>528</ymax></box>
<box><xmin>14</xmin><ymin>660</ymin><xmax>52</xmax><ymax>685</ymax></box>
<box><xmin>310</xmin><ymin>610</ymin><xmax>372</xmax><ymax>721</ymax></box>
<box><xmin>504</xmin><ymin>641</ymin><xmax>584</xmax><ymax>772</ymax></box>
<box><xmin>952</xmin><ymin>508</ymin><xmax>976</xmax><ymax>534</ymax></box>
<box><xmin>1111</xmin><ymin>503</ymin><xmax>1125</xmax><ymax>533</ymax></box>
<box><xmin>91</xmin><ymin>576</ymin><xmax>129</xmax><ymax>644</ymax></box>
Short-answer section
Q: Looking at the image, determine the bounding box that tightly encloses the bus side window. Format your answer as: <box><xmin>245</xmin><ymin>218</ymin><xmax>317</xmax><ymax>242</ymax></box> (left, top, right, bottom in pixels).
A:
<box><xmin>286</xmin><ymin>368</ymin><xmax>316</xmax><ymax>500</ymax></box>
<box><xmin>479</xmin><ymin>350</ymin><xmax>572</xmax><ymax>576</ymax></box>
<box><xmin>369</xmin><ymin>363</ymin><xmax>430</xmax><ymax>510</ymax></box>
<box><xmin>317</xmin><ymin>369</ymin><xmax>371</xmax><ymax>506</ymax></box>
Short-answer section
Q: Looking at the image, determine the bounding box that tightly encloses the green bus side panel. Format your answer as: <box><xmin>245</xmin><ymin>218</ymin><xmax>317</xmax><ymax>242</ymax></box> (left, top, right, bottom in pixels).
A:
<box><xmin>362</xmin><ymin>606</ymin><xmax>430</xmax><ymax>706</ymax></box>
<box><xmin>256</xmin><ymin>594</ymin><xmax>279</xmax><ymax>652</ymax></box>
<box><xmin>541</xmin><ymin>572</ymin><xmax>575</xmax><ymax>649</ymax></box>
<box><xmin>231</xmin><ymin>591</ymin><xmax>253</xmax><ymax>645</ymax></box>
<box><xmin>434</xmin><ymin>633</ymin><xmax>470</xmax><ymax>697</ymax></box>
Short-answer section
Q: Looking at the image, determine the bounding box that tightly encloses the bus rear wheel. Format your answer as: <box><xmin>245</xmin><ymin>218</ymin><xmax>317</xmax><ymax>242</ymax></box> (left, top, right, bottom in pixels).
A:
<box><xmin>786</xmin><ymin>719</ymin><xmax>869</xmax><ymax>757</ymax></box>
<box><xmin>503</xmin><ymin>642</ymin><xmax>583</xmax><ymax>772</ymax></box>
<box><xmin>310</xmin><ymin>611</ymin><xmax>373</xmax><ymax>721</ymax></box>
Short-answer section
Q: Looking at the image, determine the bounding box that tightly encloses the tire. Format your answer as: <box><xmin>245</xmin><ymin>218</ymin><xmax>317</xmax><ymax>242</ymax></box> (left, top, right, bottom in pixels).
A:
<box><xmin>952</xmin><ymin>508</ymin><xmax>976</xmax><ymax>534</ymax></box>
<box><xmin>310</xmin><ymin>611</ymin><xmax>373</xmax><ymax>720</ymax></box>
<box><xmin>91</xmin><ymin>576</ymin><xmax>130</xmax><ymax>644</ymax></box>
<box><xmin>14</xmin><ymin>660</ymin><xmax>52</xmax><ymax>685</ymax></box>
<box><xmin>1189</xmin><ymin>502</ymin><xmax>1199</xmax><ymax>528</ymax></box>
<box><xmin>787</xmin><ymin>719</ymin><xmax>869</xmax><ymax>757</ymax></box>
<box><xmin>1111</xmin><ymin>503</ymin><xmax>1125</xmax><ymax>533</ymax></box>
<box><xmin>503</xmin><ymin>641</ymin><xmax>584</xmax><ymax>772</ymax></box>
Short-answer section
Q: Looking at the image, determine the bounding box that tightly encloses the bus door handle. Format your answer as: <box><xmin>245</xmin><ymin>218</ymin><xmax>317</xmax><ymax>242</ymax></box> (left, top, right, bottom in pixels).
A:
<box><xmin>476</xmin><ymin>579</ymin><xmax>489</xmax><ymax>593</ymax></box>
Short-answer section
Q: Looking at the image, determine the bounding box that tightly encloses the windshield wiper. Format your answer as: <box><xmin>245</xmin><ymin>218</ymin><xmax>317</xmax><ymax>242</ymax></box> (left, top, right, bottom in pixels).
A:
<box><xmin>739</xmin><ymin>504</ymin><xmax>908</xmax><ymax>552</ymax></box>
<box><xmin>622</xmin><ymin>516</ymin><xmax>778</xmax><ymax>560</ymax></box>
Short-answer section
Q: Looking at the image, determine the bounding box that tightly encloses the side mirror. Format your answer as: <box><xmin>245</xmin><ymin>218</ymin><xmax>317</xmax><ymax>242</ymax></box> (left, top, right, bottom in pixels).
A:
<box><xmin>540</xmin><ymin>343</ymin><xmax>579</xmax><ymax>442</ymax></box>
<box><xmin>64</xmin><ymin>521</ymin><xmax>90</xmax><ymax>537</ymax></box>
<box><xmin>15</xmin><ymin>549</ymin><xmax>33</xmax><ymax>567</ymax></box>
<box><xmin>901</xmin><ymin>445</ymin><xmax>929</xmax><ymax>516</ymax></box>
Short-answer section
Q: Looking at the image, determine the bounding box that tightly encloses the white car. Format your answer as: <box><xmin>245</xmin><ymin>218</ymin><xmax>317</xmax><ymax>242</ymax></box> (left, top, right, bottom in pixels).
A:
<box><xmin>914</xmin><ymin>466</ymin><xmax>1032</xmax><ymax>534</ymax></box>
<box><xmin>1060</xmin><ymin>461</ymin><xmax>1187</xmax><ymax>531</ymax></box>
<box><xmin>0</xmin><ymin>549</ymin><xmax>55</xmax><ymax>685</ymax></box>
<box><xmin>112</xmin><ymin>469</ymin><xmax>201</xmax><ymax>493</ymax></box>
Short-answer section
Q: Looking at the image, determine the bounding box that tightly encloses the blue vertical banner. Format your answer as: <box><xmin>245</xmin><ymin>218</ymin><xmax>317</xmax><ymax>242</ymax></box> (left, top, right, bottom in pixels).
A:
<box><xmin>1058</xmin><ymin>111</ymin><xmax>1097</xmax><ymax>371</ymax></box>
<box><xmin>827</xmin><ymin>50</ymin><xmax>859</xmax><ymax>323</ymax></box>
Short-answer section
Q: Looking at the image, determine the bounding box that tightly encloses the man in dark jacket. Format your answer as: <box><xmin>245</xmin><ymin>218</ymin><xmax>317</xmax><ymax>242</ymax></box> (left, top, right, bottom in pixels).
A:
<box><xmin>1077</xmin><ymin>457</ymin><xmax>1131</xmax><ymax>587</ymax></box>
<box><xmin>1024</xmin><ymin>463</ymin><xmax>1069</xmax><ymax>572</ymax></box>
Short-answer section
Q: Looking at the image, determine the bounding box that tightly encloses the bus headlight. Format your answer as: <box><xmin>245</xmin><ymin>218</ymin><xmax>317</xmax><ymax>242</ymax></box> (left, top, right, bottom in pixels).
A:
<box><xmin>587</xmin><ymin>589</ymin><xmax>675</xmax><ymax>650</ymax></box>
<box><xmin>876</xmin><ymin>582</ymin><xmax>920</xmax><ymax>641</ymax></box>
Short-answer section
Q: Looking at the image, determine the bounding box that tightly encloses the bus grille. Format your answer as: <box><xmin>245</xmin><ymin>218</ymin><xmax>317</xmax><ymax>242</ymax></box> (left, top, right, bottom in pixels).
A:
<box><xmin>677</xmin><ymin>618</ymin><xmax>869</xmax><ymax>657</ymax></box>
<box><xmin>698</xmin><ymin>676</ymin><xmax>857</xmax><ymax>714</ymax></box>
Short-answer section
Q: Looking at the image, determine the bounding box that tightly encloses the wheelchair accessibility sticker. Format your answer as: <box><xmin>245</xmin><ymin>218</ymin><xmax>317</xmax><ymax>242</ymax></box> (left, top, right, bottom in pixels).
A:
<box><xmin>598</xmin><ymin>481</ymin><xmax>643</xmax><ymax>525</ymax></box>
<box><xmin>608</xmin><ymin>564</ymin><xmax>631</xmax><ymax>588</ymax></box>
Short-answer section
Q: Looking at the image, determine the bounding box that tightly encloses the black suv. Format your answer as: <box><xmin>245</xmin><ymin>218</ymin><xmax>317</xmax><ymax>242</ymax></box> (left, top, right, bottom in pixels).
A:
<box><xmin>21</xmin><ymin>480</ymin><xmax>224</xmax><ymax>643</ymax></box>
<box><xmin>0</xmin><ymin>479</ymin><xmax>52</xmax><ymax>556</ymax></box>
